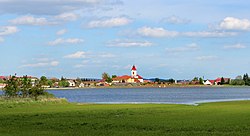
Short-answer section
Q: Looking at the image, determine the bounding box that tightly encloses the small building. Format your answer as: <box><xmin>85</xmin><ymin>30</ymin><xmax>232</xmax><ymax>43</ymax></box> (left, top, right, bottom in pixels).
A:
<box><xmin>79</xmin><ymin>83</ymin><xmax>85</xmax><ymax>88</ymax></box>
<box><xmin>215</xmin><ymin>77</ymin><xmax>230</xmax><ymax>85</ymax></box>
<box><xmin>112</xmin><ymin>75</ymin><xmax>132</xmax><ymax>83</ymax></box>
<box><xmin>68</xmin><ymin>80</ymin><xmax>76</xmax><ymax>87</ymax></box>
<box><xmin>204</xmin><ymin>80</ymin><xmax>215</xmax><ymax>85</ymax></box>
<box><xmin>30</xmin><ymin>77</ymin><xmax>38</xmax><ymax>87</ymax></box>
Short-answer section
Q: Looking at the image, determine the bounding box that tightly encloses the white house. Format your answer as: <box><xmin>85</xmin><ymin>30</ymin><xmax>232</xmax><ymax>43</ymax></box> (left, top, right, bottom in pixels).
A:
<box><xmin>204</xmin><ymin>80</ymin><xmax>215</xmax><ymax>85</ymax></box>
<box><xmin>68</xmin><ymin>80</ymin><xmax>76</xmax><ymax>87</ymax></box>
<box><xmin>79</xmin><ymin>83</ymin><xmax>85</xmax><ymax>88</ymax></box>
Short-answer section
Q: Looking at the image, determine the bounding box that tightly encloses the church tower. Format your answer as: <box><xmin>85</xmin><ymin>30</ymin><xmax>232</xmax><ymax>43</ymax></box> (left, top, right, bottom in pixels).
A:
<box><xmin>131</xmin><ymin>65</ymin><xmax>137</xmax><ymax>78</ymax></box>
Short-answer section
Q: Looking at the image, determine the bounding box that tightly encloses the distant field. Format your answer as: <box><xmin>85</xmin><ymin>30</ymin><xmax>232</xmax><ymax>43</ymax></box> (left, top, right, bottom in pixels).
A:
<box><xmin>1</xmin><ymin>101</ymin><xmax>250</xmax><ymax>136</ymax></box>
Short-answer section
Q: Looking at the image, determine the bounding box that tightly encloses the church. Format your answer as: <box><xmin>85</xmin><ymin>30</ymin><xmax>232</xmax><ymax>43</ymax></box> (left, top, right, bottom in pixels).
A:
<box><xmin>112</xmin><ymin>65</ymin><xmax>144</xmax><ymax>83</ymax></box>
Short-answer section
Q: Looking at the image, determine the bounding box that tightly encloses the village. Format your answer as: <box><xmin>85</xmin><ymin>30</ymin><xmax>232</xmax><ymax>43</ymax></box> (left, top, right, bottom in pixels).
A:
<box><xmin>0</xmin><ymin>65</ymin><xmax>249</xmax><ymax>89</ymax></box>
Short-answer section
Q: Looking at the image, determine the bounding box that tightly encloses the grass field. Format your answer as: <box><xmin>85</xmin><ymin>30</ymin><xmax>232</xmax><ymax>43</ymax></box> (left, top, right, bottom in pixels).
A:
<box><xmin>1</xmin><ymin>100</ymin><xmax>250</xmax><ymax>136</ymax></box>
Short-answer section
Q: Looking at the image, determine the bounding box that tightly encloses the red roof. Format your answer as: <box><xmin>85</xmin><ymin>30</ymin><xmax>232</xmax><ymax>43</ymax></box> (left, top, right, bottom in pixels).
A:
<box><xmin>215</xmin><ymin>78</ymin><xmax>230</xmax><ymax>82</ymax></box>
<box><xmin>137</xmin><ymin>75</ymin><xmax>143</xmax><ymax>79</ymax></box>
<box><xmin>209</xmin><ymin>80</ymin><xmax>215</xmax><ymax>84</ymax></box>
<box><xmin>131</xmin><ymin>65</ymin><xmax>137</xmax><ymax>71</ymax></box>
<box><xmin>113</xmin><ymin>75</ymin><xmax>131</xmax><ymax>80</ymax></box>
<box><xmin>0</xmin><ymin>76</ymin><xmax>5</xmax><ymax>79</ymax></box>
<box><xmin>134</xmin><ymin>78</ymin><xmax>140</xmax><ymax>83</ymax></box>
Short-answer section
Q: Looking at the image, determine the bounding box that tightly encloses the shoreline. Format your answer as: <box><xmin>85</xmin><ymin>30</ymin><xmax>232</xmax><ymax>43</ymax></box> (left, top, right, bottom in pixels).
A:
<box><xmin>66</xmin><ymin>98</ymin><xmax>250</xmax><ymax>106</ymax></box>
<box><xmin>46</xmin><ymin>85</ymin><xmax>250</xmax><ymax>90</ymax></box>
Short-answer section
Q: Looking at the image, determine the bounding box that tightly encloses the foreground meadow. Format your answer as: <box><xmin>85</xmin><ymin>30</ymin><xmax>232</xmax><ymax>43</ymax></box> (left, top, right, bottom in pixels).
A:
<box><xmin>1</xmin><ymin>100</ymin><xmax>250</xmax><ymax>136</ymax></box>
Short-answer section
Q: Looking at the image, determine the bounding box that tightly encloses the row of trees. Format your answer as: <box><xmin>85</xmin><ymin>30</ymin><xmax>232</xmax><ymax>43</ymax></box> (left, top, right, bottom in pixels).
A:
<box><xmin>230</xmin><ymin>73</ymin><xmax>250</xmax><ymax>86</ymax></box>
<box><xmin>38</xmin><ymin>76</ymin><xmax>70</xmax><ymax>87</ymax></box>
<box><xmin>192</xmin><ymin>77</ymin><xmax>204</xmax><ymax>85</ymax></box>
<box><xmin>3</xmin><ymin>75</ymin><xmax>47</xmax><ymax>100</ymax></box>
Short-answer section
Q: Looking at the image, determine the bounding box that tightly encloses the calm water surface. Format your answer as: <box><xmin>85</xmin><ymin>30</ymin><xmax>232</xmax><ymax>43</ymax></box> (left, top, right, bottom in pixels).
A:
<box><xmin>46</xmin><ymin>87</ymin><xmax>250</xmax><ymax>104</ymax></box>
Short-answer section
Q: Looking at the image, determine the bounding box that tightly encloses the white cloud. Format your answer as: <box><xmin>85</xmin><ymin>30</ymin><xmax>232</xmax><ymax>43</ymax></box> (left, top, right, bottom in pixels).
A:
<box><xmin>48</xmin><ymin>38</ymin><xmax>84</xmax><ymax>45</ymax></box>
<box><xmin>161</xmin><ymin>15</ymin><xmax>190</xmax><ymax>24</ymax></box>
<box><xmin>183</xmin><ymin>31</ymin><xmax>237</xmax><ymax>37</ymax></box>
<box><xmin>64</xmin><ymin>51</ymin><xmax>87</xmax><ymax>59</ymax></box>
<box><xmin>137</xmin><ymin>27</ymin><xmax>179</xmax><ymax>37</ymax></box>
<box><xmin>136</xmin><ymin>26</ymin><xmax>237</xmax><ymax>38</ymax></box>
<box><xmin>196</xmin><ymin>56</ymin><xmax>217</xmax><ymax>61</ymax></box>
<box><xmin>50</xmin><ymin>61</ymin><xmax>60</xmax><ymax>66</ymax></box>
<box><xmin>166</xmin><ymin>43</ymin><xmax>199</xmax><ymax>53</ymax></box>
<box><xmin>20</xmin><ymin>61</ymin><xmax>59</xmax><ymax>68</ymax></box>
<box><xmin>0</xmin><ymin>26</ymin><xmax>19</xmax><ymax>36</ymax></box>
<box><xmin>87</xmin><ymin>17</ymin><xmax>132</xmax><ymax>28</ymax></box>
<box><xmin>55</xmin><ymin>12</ymin><xmax>79</xmax><ymax>21</ymax></box>
<box><xmin>56</xmin><ymin>29</ymin><xmax>67</xmax><ymax>35</ymax></box>
<box><xmin>224</xmin><ymin>44</ymin><xmax>246</xmax><ymax>49</ymax></box>
<box><xmin>219</xmin><ymin>17</ymin><xmax>250</xmax><ymax>30</ymax></box>
<box><xmin>108</xmin><ymin>39</ymin><xmax>153</xmax><ymax>47</ymax></box>
<box><xmin>9</xmin><ymin>15</ymin><xmax>57</xmax><ymax>26</ymax></box>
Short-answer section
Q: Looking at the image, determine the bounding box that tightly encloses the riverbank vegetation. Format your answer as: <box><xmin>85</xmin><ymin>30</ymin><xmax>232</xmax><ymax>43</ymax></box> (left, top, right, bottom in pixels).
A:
<box><xmin>1</xmin><ymin>101</ymin><xmax>250</xmax><ymax>135</ymax></box>
<box><xmin>2</xmin><ymin>75</ymin><xmax>51</xmax><ymax>100</ymax></box>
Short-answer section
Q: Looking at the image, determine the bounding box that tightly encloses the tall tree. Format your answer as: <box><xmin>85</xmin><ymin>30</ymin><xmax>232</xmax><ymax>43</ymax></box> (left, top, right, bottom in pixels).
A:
<box><xmin>20</xmin><ymin>75</ymin><xmax>32</xmax><ymax>97</ymax></box>
<box><xmin>40</xmin><ymin>76</ymin><xmax>48</xmax><ymax>85</ymax></box>
<box><xmin>221</xmin><ymin>77</ymin><xmax>225</xmax><ymax>85</ymax></box>
<box><xmin>193</xmin><ymin>77</ymin><xmax>199</xmax><ymax>81</ymax></box>
<box><xmin>199</xmin><ymin>77</ymin><xmax>204</xmax><ymax>85</ymax></box>
<box><xmin>102</xmin><ymin>72</ymin><xmax>112</xmax><ymax>83</ymax></box>
<box><xmin>29</xmin><ymin>81</ymin><xmax>45</xmax><ymax>101</ymax></box>
<box><xmin>3</xmin><ymin>75</ymin><xmax>20</xmax><ymax>97</ymax></box>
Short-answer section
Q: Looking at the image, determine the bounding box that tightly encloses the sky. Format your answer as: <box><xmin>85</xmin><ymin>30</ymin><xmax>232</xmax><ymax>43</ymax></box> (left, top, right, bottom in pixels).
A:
<box><xmin>0</xmin><ymin>0</ymin><xmax>250</xmax><ymax>80</ymax></box>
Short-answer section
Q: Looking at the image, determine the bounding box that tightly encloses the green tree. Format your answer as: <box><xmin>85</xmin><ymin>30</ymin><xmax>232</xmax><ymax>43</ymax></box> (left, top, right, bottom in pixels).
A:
<box><xmin>199</xmin><ymin>77</ymin><xmax>204</xmax><ymax>85</ymax></box>
<box><xmin>3</xmin><ymin>75</ymin><xmax>20</xmax><ymax>97</ymax></box>
<box><xmin>0</xmin><ymin>79</ymin><xmax>4</xmax><ymax>83</ymax></box>
<box><xmin>3</xmin><ymin>75</ymin><xmax>48</xmax><ymax>100</ymax></box>
<box><xmin>230</xmin><ymin>79</ymin><xmax>245</xmax><ymax>86</ymax></box>
<box><xmin>59</xmin><ymin>80</ymin><xmax>69</xmax><ymax>87</ymax></box>
<box><xmin>243</xmin><ymin>73</ymin><xmax>250</xmax><ymax>86</ymax></box>
<box><xmin>29</xmin><ymin>81</ymin><xmax>45</xmax><ymax>100</ymax></box>
<box><xmin>193</xmin><ymin>77</ymin><xmax>199</xmax><ymax>81</ymax></box>
<box><xmin>112</xmin><ymin>75</ymin><xmax>117</xmax><ymax>78</ymax></box>
<box><xmin>20</xmin><ymin>75</ymin><xmax>32</xmax><ymax>97</ymax></box>
<box><xmin>40</xmin><ymin>76</ymin><xmax>48</xmax><ymax>86</ymax></box>
<box><xmin>47</xmin><ymin>80</ymin><xmax>53</xmax><ymax>87</ymax></box>
<box><xmin>168</xmin><ymin>79</ymin><xmax>175</xmax><ymax>84</ymax></box>
<box><xmin>102</xmin><ymin>72</ymin><xmax>112</xmax><ymax>83</ymax></box>
<box><xmin>75</xmin><ymin>77</ymin><xmax>82</xmax><ymax>87</ymax></box>
<box><xmin>221</xmin><ymin>77</ymin><xmax>225</xmax><ymax>85</ymax></box>
<box><xmin>155</xmin><ymin>78</ymin><xmax>160</xmax><ymax>83</ymax></box>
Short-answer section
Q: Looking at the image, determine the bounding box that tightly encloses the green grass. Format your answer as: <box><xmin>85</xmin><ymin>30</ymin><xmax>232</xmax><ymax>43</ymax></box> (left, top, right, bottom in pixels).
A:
<box><xmin>1</xmin><ymin>101</ymin><xmax>250</xmax><ymax>136</ymax></box>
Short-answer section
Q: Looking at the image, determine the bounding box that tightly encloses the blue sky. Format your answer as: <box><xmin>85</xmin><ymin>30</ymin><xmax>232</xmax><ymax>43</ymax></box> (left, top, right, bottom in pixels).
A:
<box><xmin>0</xmin><ymin>0</ymin><xmax>250</xmax><ymax>79</ymax></box>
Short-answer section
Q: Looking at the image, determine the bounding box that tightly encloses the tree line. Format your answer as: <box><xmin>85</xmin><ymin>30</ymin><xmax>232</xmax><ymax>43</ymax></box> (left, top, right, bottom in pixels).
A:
<box><xmin>2</xmin><ymin>75</ymin><xmax>48</xmax><ymax>100</ymax></box>
<box><xmin>230</xmin><ymin>73</ymin><xmax>250</xmax><ymax>86</ymax></box>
